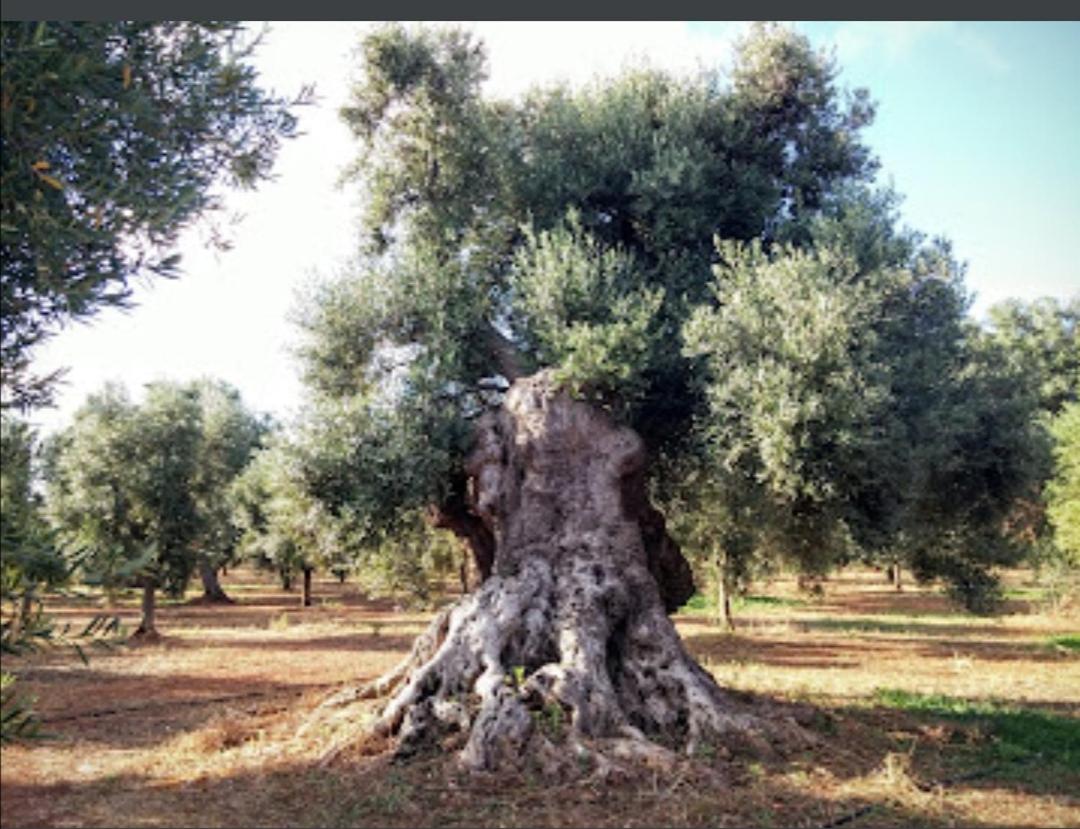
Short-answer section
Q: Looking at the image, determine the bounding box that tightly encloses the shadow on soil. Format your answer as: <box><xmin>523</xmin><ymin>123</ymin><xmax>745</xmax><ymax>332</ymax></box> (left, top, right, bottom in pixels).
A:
<box><xmin>681</xmin><ymin>626</ymin><xmax>1073</xmax><ymax>670</ymax></box>
<box><xmin>11</xmin><ymin>668</ymin><xmax>334</xmax><ymax>750</ymax></box>
<box><xmin>3</xmin><ymin>691</ymin><xmax>1074</xmax><ymax>829</ymax></box>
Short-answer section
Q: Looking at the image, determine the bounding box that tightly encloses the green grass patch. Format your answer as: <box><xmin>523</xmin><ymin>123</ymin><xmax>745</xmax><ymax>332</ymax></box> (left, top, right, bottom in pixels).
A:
<box><xmin>1047</xmin><ymin>634</ymin><xmax>1080</xmax><ymax>653</ymax></box>
<box><xmin>682</xmin><ymin>592</ymin><xmax>804</xmax><ymax>614</ymax></box>
<box><xmin>874</xmin><ymin>688</ymin><xmax>1080</xmax><ymax>771</ymax></box>
<box><xmin>1004</xmin><ymin>586</ymin><xmax>1047</xmax><ymax>600</ymax></box>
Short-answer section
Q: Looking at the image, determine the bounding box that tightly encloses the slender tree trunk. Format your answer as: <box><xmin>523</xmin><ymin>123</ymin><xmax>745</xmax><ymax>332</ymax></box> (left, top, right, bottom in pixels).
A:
<box><xmin>134</xmin><ymin>579</ymin><xmax>158</xmax><ymax>638</ymax></box>
<box><xmin>886</xmin><ymin>561</ymin><xmax>903</xmax><ymax>591</ymax></box>
<box><xmin>9</xmin><ymin>591</ymin><xmax>34</xmax><ymax>640</ymax></box>
<box><xmin>197</xmin><ymin>555</ymin><xmax>233</xmax><ymax>603</ymax></box>
<box><xmin>280</xmin><ymin>567</ymin><xmax>293</xmax><ymax>591</ymax></box>
<box><xmin>714</xmin><ymin>549</ymin><xmax>734</xmax><ymax>632</ymax></box>
<box><xmin>317</xmin><ymin>372</ymin><xmax>808</xmax><ymax>773</ymax></box>
<box><xmin>302</xmin><ymin>566</ymin><xmax>313</xmax><ymax>608</ymax></box>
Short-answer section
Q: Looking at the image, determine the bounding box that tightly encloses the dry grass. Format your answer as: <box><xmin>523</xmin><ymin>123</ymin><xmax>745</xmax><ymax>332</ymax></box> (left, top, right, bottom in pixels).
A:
<box><xmin>2</xmin><ymin>566</ymin><xmax>1077</xmax><ymax>828</ymax></box>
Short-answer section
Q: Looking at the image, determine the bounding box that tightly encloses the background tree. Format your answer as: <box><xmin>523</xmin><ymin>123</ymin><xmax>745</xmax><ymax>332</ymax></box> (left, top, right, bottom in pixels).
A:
<box><xmin>684</xmin><ymin>219</ymin><xmax>1048</xmax><ymax>613</ymax></box>
<box><xmin>46</xmin><ymin>379</ymin><xmax>263</xmax><ymax>634</ymax></box>
<box><xmin>231</xmin><ymin>438</ymin><xmax>340</xmax><ymax>607</ymax></box>
<box><xmin>978</xmin><ymin>296</ymin><xmax>1079</xmax><ymax>567</ymax></box>
<box><xmin>188</xmin><ymin>380</ymin><xmax>269</xmax><ymax>603</ymax></box>
<box><xmin>47</xmin><ymin>383</ymin><xmax>201</xmax><ymax>636</ymax></box>
<box><xmin>1</xmin><ymin>415</ymin><xmax>67</xmax><ymax>640</ymax></box>
<box><xmin>2</xmin><ymin>413</ymin><xmax>122</xmax><ymax>745</ymax></box>
<box><xmin>295</xmin><ymin>23</ymin><xmax>887</xmax><ymax>771</ymax></box>
<box><xmin>0</xmin><ymin>21</ymin><xmax>306</xmax><ymax>409</ymax></box>
<box><xmin>1042</xmin><ymin>403</ymin><xmax>1080</xmax><ymax>605</ymax></box>
<box><xmin>983</xmin><ymin>297</ymin><xmax>1079</xmax><ymax>417</ymax></box>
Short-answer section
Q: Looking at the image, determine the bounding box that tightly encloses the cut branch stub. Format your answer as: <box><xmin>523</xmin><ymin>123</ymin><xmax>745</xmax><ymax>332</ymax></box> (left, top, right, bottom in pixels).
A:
<box><xmin>346</xmin><ymin>371</ymin><xmax>805</xmax><ymax>773</ymax></box>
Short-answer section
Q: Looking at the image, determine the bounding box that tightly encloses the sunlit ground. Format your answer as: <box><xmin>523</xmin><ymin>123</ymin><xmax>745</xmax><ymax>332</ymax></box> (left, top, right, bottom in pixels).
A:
<box><xmin>2</xmin><ymin>566</ymin><xmax>1077</xmax><ymax>828</ymax></box>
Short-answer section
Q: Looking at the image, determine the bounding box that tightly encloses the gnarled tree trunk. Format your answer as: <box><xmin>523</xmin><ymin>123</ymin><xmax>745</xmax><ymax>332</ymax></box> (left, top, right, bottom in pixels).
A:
<box><xmin>197</xmin><ymin>555</ymin><xmax>233</xmax><ymax>603</ymax></box>
<box><xmin>318</xmin><ymin>372</ymin><xmax>805</xmax><ymax>772</ymax></box>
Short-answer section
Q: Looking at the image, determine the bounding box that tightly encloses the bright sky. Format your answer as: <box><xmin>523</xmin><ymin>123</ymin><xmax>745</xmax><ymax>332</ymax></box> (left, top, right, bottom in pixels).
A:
<box><xmin>27</xmin><ymin>21</ymin><xmax>1080</xmax><ymax>437</ymax></box>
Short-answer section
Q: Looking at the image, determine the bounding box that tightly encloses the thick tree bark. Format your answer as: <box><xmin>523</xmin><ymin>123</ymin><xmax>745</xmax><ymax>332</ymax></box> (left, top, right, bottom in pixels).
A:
<box><xmin>301</xmin><ymin>566</ymin><xmax>313</xmax><ymax>607</ymax></box>
<box><xmin>197</xmin><ymin>555</ymin><xmax>233</xmax><ymax>603</ymax></box>
<box><xmin>134</xmin><ymin>579</ymin><xmax>158</xmax><ymax>638</ymax></box>
<box><xmin>316</xmin><ymin>372</ymin><xmax>807</xmax><ymax>773</ymax></box>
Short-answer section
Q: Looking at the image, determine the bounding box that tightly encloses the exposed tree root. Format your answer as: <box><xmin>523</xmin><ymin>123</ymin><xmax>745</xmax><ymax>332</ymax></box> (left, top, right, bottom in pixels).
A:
<box><xmin>316</xmin><ymin>372</ymin><xmax>816</xmax><ymax>774</ymax></box>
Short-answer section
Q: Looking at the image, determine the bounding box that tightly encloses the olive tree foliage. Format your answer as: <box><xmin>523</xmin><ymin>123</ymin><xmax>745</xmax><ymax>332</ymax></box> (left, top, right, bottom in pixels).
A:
<box><xmin>1</xmin><ymin>415</ymin><xmax>67</xmax><ymax>638</ymax></box>
<box><xmin>293</xmin><ymin>23</ymin><xmax>878</xmax><ymax>570</ymax></box>
<box><xmin>979</xmin><ymin>297</ymin><xmax>1078</xmax><ymax>603</ymax></box>
<box><xmin>232</xmin><ymin>429</ymin><xmax>460</xmax><ymax>603</ymax></box>
<box><xmin>0</xmin><ymin>21</ymin><xmax>306</xmax><ymax>410</ymax></box>
<box><xmin>1037</xmin><ymin>403</ymin><xmax>1080</xmax><ymax>607</ymax></box>
<box><xmin>230</xmin><ymin>438</ymin><xmax>338</xmax><ymax>603</ymax></box>
<box><xmin>1046</xmin><ymin>403</ymin><xmax>1080</xmax><ymax>565</ymax></box>
<box><xmin>2</xmin><ymin>415</ymin><xmax>128</xmax><ymax>743</ymax></box>
<box><xmin>45</xmin><ymin>380</ymin><xmax>264</xmax><ymax>633</ymax></box>
<box><xmin>683</xmin><ymin>216</ymin><xmax>1048</xmax><ymax>612</ymax></box>
<box><xmin>983</xmin><ymin>297</ymin><xmax>1079</xmax><ymax>417</ymax></box>
<box><xmin>189</xmin><ymin>379</ymin><xmax>270</xmax><ymax>600</ymax></box>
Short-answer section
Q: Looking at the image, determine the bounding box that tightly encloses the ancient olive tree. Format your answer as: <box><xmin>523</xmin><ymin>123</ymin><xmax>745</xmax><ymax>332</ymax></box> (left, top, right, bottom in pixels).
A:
<box><xmin>295</xmin><ymin>23</ymin><xmax>878</xmax><ymax>771</ymax></box>
<box><xmin>0</xmin><ymin>21</ymin><xmax>305</xmax><ymax>410</ymax></box>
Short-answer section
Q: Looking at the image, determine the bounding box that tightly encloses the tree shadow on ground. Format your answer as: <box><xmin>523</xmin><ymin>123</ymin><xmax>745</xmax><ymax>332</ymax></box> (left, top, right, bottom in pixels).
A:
<box><xmin>814</xmin><ymin>588</ymin><xmax>1036</xmax><ymax>620</ymax></box>
<box><xmin>4</xmin><ymin>692</ymin><xmax>1074</xmax><ymax>829</ymax></box>
<box><xmin>9</xmin><ymin>666</ymin><xmax>341</xmax><ymax>750</ymax></box>
<box><xmin>682</xmin><ymin>627</ymin><xmax>1072</xmax><ymax>671</ymax></box>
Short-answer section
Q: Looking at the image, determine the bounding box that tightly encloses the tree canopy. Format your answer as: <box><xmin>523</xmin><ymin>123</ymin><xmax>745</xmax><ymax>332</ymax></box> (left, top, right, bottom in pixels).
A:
<box><xmin>295</xmin><ymin>23</ymin><xmax>880</xmax><ymax>554</ymax></box>
<box><xmin>45</xmin><ymin>379</ymin><xmax>264</xmax><ymax>632</ymax></box>
<box><xmin>0</xmin><ymin>21</ymin><xmax>305</xmax><ymax>409</ymax></box>
<box><xmin>282</xmin><ymin>23</ymin><xmax>1067</xmax><ymax>616</ymax></box>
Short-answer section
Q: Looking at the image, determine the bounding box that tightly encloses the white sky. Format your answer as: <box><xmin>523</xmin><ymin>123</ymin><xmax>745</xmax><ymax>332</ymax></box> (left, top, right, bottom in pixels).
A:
<box><xmin>26</xmin><ymin>22</ymin><xmax>1078</xmax><ymax>437</ymax></box>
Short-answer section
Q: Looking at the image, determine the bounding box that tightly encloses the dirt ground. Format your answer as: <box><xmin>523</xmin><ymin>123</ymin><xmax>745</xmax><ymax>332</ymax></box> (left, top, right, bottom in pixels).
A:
<box><xmin>2</xmin><ymin>567</ymin><xmax>1077</xmax><ymax>828</ymax></box>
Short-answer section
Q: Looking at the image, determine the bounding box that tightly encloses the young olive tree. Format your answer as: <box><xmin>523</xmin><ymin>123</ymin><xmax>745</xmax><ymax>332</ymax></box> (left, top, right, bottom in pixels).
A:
<box><xmin>685</xmin><ymin>231</ymin><xmax>1046</xmax><ymax>614</ymax></box>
